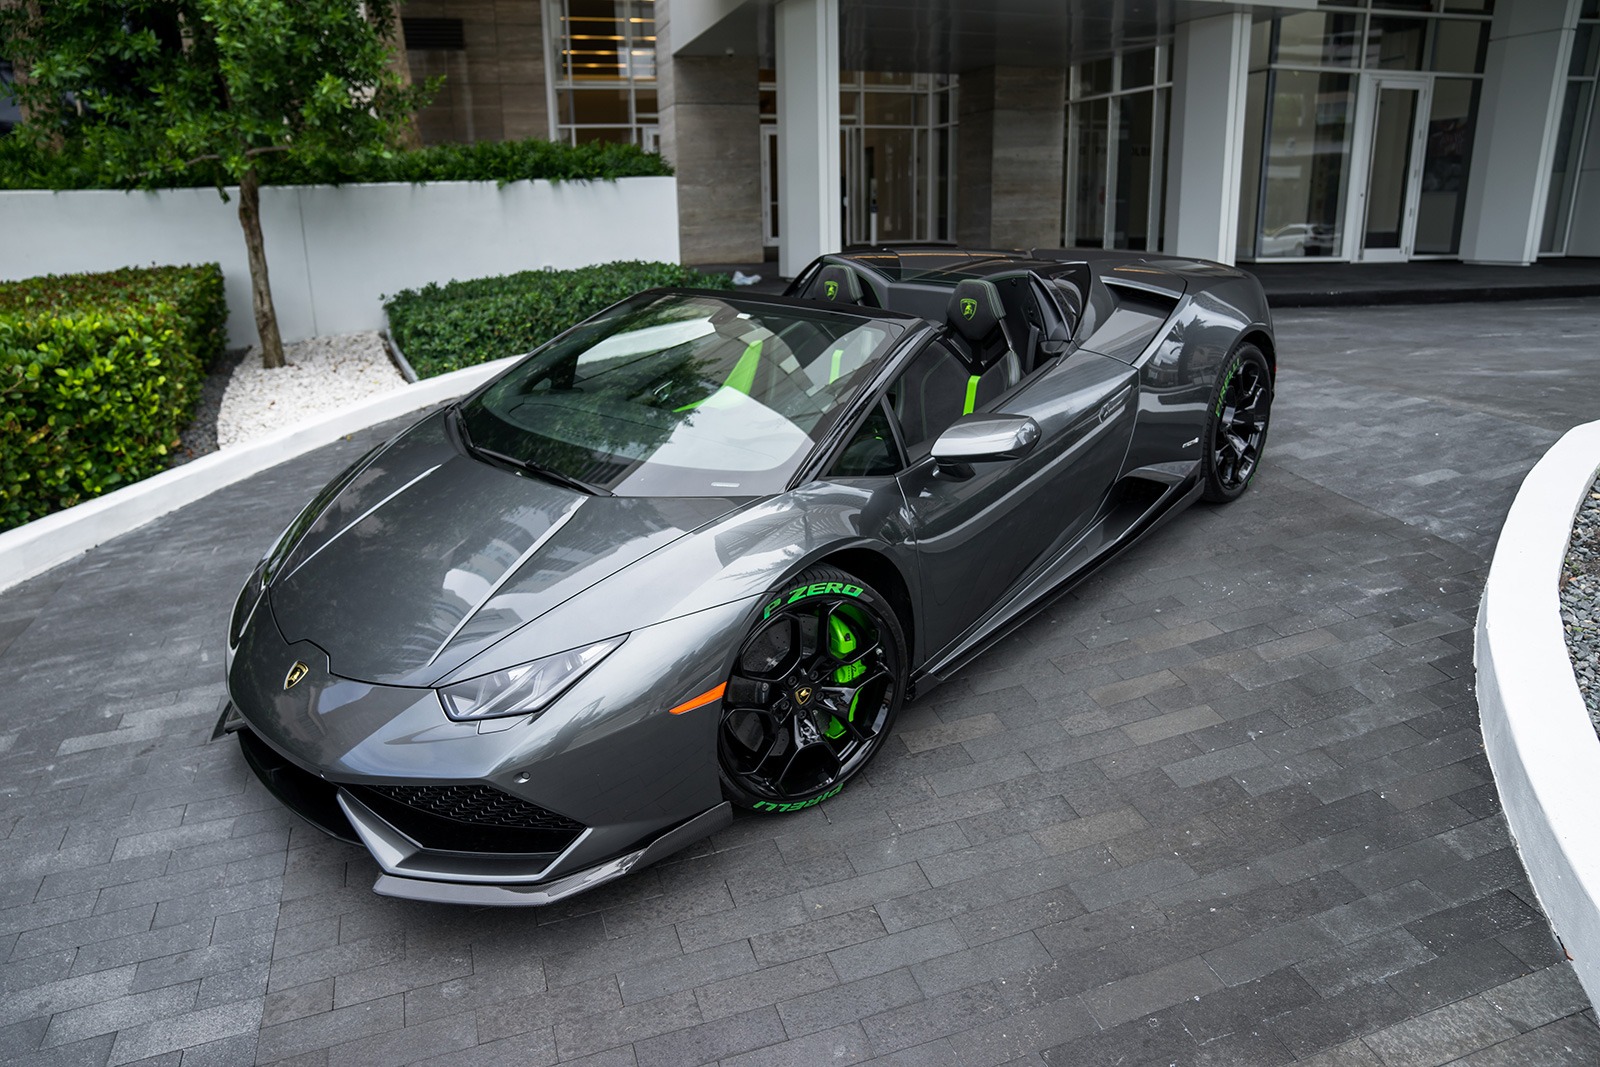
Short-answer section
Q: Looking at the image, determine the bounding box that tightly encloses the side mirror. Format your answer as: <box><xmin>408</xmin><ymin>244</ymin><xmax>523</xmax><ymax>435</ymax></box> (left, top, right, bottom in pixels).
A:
<box><xmin>930</xmin><ymin>414</ymin><xmax>1041</xmax><ymax>477</ymax></box>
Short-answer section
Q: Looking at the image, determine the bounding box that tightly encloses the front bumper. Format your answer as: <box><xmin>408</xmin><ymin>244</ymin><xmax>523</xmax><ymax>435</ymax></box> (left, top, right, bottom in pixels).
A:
<box><xmin>220</xmin><ymin>591</ymin><xmax>754</xmax><ymax>905</ymax></box>
<box><xmin>217</xmin><ymin>702</ymin><xmax>731</xmax><ymax>905</ymax></box>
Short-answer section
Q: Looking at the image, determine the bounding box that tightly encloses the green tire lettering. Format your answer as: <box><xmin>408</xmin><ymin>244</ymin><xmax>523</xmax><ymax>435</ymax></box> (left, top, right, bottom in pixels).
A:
<box><xmin>1215</xmin><ymin>358</ymin><xmax>1240</xmax><ymax>416</ymax></box>
<box><xmin>825</xmin><ymin>582</ymin><xmax>844</xmax><ymax>595</ymax></box>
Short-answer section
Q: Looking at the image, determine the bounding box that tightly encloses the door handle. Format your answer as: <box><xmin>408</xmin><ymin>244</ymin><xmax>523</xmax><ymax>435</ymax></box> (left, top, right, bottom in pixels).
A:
<box><xmin>1099</xmin><ymin>386</ymin><xmax>1133</xmax><ymax>424</ymax></box>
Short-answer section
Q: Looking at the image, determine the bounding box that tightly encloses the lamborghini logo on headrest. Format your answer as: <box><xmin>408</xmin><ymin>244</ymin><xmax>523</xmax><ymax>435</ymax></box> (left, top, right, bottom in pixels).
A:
<box><xmin>825</xmin><ymin>280</ymin><xmax>839</xmax><ymax>299</ymax></box>
<box><xmin>961</xmin><ymin>297</ymin><xmax>977</xmax><ymax>320</ymax></box>
<box><xmin>284</xmin><ymin>661</ymin><xmax>308</xmax><ymax>690</ymax></box>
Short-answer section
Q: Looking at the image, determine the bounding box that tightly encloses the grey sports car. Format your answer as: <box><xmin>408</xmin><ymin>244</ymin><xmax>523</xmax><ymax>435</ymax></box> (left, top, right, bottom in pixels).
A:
<box><xmin>217</xmin><ymin>247</ymin><xmax>1276</xmax><ymax>906</ymax></box>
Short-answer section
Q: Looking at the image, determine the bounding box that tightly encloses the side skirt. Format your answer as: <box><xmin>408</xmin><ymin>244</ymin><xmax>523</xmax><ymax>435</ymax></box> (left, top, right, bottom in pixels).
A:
<box><xmin>913</xmin><ymin>471</ymin><xmax>1204</xmax><ymax>693</ymax></box>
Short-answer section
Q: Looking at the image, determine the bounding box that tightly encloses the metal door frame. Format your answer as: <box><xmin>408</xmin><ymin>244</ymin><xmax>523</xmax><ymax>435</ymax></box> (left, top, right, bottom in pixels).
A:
<box><xmin>1348</xmin><ymin>72</ymin><xmax>1433</xmax><ymax>262</ymax></box>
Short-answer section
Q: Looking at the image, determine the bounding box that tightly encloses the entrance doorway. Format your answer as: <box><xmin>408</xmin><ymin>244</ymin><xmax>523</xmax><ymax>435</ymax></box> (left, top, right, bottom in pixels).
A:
<box><xmin>1352</xmin><ymin>74</ymin><xmax>1432</xmax><ymax>261</ymax></box>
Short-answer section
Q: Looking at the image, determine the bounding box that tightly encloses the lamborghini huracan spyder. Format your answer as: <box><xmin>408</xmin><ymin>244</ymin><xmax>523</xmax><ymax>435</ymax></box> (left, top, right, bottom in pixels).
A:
<box><xmin>217</xmin><ymin>247</ymin><xmax>1276</xmax><ymax>905</ymax></box>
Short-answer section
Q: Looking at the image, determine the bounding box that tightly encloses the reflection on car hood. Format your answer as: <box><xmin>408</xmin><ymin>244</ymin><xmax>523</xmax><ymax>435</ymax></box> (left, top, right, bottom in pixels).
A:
<box><xmin>268</xmin><ymin>411</ymin><xmax>742</xmax><ymax>686</ymax></box>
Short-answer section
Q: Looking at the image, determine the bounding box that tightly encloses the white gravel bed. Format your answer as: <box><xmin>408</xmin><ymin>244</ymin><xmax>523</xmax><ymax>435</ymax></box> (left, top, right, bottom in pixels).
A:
<box><xmin>1562</xmin><ymin>472</ymin><xmax>1600</xmax><ymax>730</ymax></box>
<box><xmin>216</xmin><ymin>331</ymin><xmax>405</xmax><ymax>449</ymax></box>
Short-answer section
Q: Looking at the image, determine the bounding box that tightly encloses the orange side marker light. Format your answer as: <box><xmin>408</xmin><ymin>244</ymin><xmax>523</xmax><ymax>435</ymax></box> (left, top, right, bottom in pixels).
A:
<box><xmin>668</xmin><ymin>683</ymin><xmax>727</xmax><ymax>716</ymax></box>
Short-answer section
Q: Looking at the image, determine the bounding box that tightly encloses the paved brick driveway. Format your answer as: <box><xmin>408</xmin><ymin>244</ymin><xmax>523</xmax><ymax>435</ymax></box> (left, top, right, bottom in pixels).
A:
<box><xmin>3</xmin><ymin>299</ymin><xmax>1599</xmax><ymax>1066</ymax></box>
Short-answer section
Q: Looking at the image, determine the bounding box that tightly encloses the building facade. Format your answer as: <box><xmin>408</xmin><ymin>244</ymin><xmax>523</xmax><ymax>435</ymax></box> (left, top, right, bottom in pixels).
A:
<box><xmin>395</xmin><ymin>0</ymin><xmax>1600</xmax><ymax>272</ymax></box>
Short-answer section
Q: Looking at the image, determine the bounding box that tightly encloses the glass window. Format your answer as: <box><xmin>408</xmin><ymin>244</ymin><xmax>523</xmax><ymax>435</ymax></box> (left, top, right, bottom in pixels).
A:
<box><xmin>1572</xmin><ymin>25</ymin><xmax>1598</xmax><ymax>78</ymax></box>
<box><xmin>1257</xmin><ymin>70</ymin><xmax>1355</xmax><ymax>257</ymax></box>
<box><xmin>1276</xmin><ymin>12</ymin><xmax>1362</xmax><ymax>67</ymax></box>
<box><xmin>885</xmin><ymin>341</ymin><xmax>971</xmax><ymax>458</ymax></box>
<box><xmin>831</xmin><ymin>404</ymin><xmax>900</xmax><ymax>477</ymax></box>
<box><xmin>1114</xmin><ymin>92</ymin><xmax>1157</xmax><ymax>250</ymax></box>
<box><xmin>1078</xmin><ymin>58</ymin><xmax>1113</xmax><ymax>97</ymax></box>
<box><xmin>1415</xmin><ymin>78</ymin><xmax>1480</xmax><ymax>254</ymax></box>
<box><xmin>461</xmin><ymin>293</ymin><xmax>899</xmax><ymax>497</ymax></box>
<box><xmin>1238</xmin><ymin>71</ymin><xmax>1269</xmax><ymax>258</ymax></box>
<box><xmin>1430</xmin><ymin>19</ymin><xmax>1487</xmax><ymax>73</ymax></box>
<box><xmin>1442</xmin><ymin>0</ymin><xmax>1494</xmax><ymax>12</ymax></box>
<box><xmin>553</xmin><ymin>0</ymin><xmax>657</xmax><ymax>147</ymax></box>
<box><xmin>1122</xmin><ymin>50</ymin><xmax>1156</xmax><ymax>89</ymax></box>
<box><xmin>1367</xmin><ymin>16</ymin><xmax>1428</xmax><ymax>70</ymax></box>
<box><xmin>1250</xmin><ymin>19</ymin><xmax>1272</xmax><ymax>70</ymax></box>
<box><xmin>863</xmin><ymin>93</ymin><xmax>919</xmax><ymax>126</ymax></box>
<box><xmin>560</xmin><ymin>89</ymin><xmax>631</xmax><ymax>126</ymax></box>
<box><xmin>1541</xmin><ymin>81</ymin><xmax>1594</xmax><ymax>253</ymax></box>
<box><xmin>1069</xmin><ymin>97</ymin><xmax>1110</xmax><ymax>247</ymax></box>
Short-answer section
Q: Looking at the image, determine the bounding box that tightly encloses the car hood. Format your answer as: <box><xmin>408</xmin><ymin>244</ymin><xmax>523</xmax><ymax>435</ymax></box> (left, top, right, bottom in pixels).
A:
<box><xmin>268</xmin><ymin>411</ymin><xmax>742</xmax><ymax>686</ymax></box>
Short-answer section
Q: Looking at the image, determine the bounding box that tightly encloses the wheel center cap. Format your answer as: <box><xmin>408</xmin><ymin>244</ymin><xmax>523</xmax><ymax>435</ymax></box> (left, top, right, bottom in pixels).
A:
<box><xmin>793</xmin><ymin>685</ymin><xmax>814</xmax><ymax>707</ymax></box>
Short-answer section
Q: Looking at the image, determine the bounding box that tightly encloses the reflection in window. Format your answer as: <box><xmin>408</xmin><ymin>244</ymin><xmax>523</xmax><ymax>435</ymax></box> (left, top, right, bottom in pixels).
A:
<box><xmin>1275</xmin><ymin>12</ymin><xmax>1361</xmax><ymax>68</ymax></box>
<box><xmin>1415</xmin><ymin>78</ymin><xmax>1479</xmax><ymax>255</ymax></box>
<box><xmin>1066</xmin><ymin>50</ymin><xmax>1171</xmax><ymax>252</ymax></box>
<box><xmin>1542</xmin><ymin>82</ymin><xmax>1594</xmax><ymax>254</ymax></box>
<box><xmin>1430</xmin><ymin>20</ymin><xmax>1487</xmax><ymax>74</ymax></box>
<box><xmin>1366</xmin><ymin>16</ymin><xmax>1427</xmax><ymax>71</ymax></box>
<box><xmin>1257</xmin><ymin>71</ymin><xmax>1354</xmax><ymax>257</ymax></box>
<box><xmin>1070</xmin><ymin>98</ymin><xmax>1109</xmax><ymax>247</ymax></box>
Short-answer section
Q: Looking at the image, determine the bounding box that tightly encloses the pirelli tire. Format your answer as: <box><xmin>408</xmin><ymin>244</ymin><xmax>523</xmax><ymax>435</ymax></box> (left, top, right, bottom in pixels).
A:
<box><xmin>717</xmin><ymin>565</ymin><xmax>907</xmax><ymax>813</ymax></box>
<box><xmin>1201</xmin><ymin>343</ymin><xmax>1273</xmax><ymax>503</ymax></box>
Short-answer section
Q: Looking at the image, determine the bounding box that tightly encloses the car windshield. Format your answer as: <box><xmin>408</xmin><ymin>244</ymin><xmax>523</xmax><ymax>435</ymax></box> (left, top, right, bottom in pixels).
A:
<box><xmin>458</xmin><ymin>291</ymin><xmax>900</xmax><ymax>497</ymax></box>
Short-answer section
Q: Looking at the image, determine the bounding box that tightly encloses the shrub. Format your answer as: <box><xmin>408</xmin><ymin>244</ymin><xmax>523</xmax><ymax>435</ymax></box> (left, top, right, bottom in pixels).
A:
<box><xmin>0</xmin><ymin>264</ymin><xmax>226</xmax><ymax>531</ymax></box>
<box><xmin>385</xmin><ymin>261</ymin><xmax>734</xmax><ymax>379</ymax></box>
<box><xmin>0</xmin><ymin>136</ymin><xmax>672</xmax><ymax>192</ymax></box>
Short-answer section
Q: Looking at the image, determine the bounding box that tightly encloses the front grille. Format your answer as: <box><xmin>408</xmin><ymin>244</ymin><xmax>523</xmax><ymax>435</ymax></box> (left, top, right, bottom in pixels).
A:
<box><xmin>346</xmin><ymin>783</ymin><xmax>585</xmax><ymax>856</ymax></box>
<box><xmin>367</xmin><ymin>784</ymin><xmax>583</xmax><ymax>833</ymax></box>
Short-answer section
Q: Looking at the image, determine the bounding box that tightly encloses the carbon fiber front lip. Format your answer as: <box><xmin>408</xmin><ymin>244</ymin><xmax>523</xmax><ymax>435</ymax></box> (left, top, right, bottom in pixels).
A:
<box><xmin>364</xmin><ymin>801</ymin><xmax>734</xmax><ymax>906</ymax></box>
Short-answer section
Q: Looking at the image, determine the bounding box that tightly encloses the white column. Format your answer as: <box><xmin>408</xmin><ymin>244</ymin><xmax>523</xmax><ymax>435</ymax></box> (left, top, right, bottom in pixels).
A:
<box><xmin>1164</xmin><ymin>11</ymin><xmax>1250</xmax><ymax>264</ymax></box>
<box><xmin>1460</xmin><ymin>1</ymin><xmax>1581</xmax><ymax>265</ymax></box>
<box><xmin>776</xmin><ymin>0</ymin><xmax>840</xmax><ymax>278</ymax></box>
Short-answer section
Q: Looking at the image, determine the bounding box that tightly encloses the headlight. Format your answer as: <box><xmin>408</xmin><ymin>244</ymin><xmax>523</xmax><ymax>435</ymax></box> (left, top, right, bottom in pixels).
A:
<box><xmin>437</xmin><ymin>637</ymin><xmax>626</xmax><ymax>722</ymax></box>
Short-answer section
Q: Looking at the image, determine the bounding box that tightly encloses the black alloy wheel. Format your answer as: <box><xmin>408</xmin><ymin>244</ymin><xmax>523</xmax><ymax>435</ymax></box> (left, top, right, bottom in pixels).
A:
<box><xmin>1202</xmin><ymin>343</ymin><xmax>1273</xmax><ymax>503</ymax></box>
<box><xmin>718</xmin><ymin>566</ymin><xmax>906</xmax><ymax>812</ymax></box>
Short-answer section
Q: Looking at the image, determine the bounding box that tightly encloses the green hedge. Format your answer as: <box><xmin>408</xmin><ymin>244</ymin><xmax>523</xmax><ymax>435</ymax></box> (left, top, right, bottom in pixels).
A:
<box><xmin>385</xmin><ymin>261</ymin><xmax>734</xmax><ymax>379</ymax></box>
<box><xmin>0</xmin><ymin>136</ymin><xmax>672</xmax><ymax>191</ymax></box>
<box><xmin>0</xmin><ymin>265</ymin><xmax>226</xmax><ymax>531</ymax></box>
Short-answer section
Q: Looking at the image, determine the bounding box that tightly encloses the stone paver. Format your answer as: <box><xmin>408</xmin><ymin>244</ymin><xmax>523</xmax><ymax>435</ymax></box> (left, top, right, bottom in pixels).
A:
<box><xmin>3</xmin><ymin>298</ymin><xmax>1600</xmax><ymax>1064</ymax></box>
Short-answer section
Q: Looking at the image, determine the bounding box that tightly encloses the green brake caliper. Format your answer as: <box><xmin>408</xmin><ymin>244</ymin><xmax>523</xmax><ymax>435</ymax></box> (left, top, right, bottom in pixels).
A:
<box><xmin>826</xmin><ymin>615</ymin><xmax>863</xmax><ymax>739</ymax></box>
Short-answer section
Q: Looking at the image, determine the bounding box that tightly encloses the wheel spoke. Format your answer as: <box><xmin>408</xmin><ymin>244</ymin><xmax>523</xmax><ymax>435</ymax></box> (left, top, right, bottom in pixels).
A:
<box><xmin>720</xmin><ymin>581</ymin><xmax>903</xmax><ymax>807</ymax></box>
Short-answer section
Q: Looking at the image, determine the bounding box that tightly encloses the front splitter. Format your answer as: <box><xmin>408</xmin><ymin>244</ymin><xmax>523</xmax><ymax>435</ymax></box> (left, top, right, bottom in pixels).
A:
<box><xmin>367</xmin><ymin>800</ymin><xmax>733</xmax><ymax>906</ymax></box>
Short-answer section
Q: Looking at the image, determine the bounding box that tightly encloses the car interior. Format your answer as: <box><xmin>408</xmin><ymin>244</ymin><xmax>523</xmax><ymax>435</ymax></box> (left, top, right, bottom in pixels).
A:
<box><xmin>799</xmin><ymin>257</ymin><xmax>1086</xmax><ymax>473</ymax></box>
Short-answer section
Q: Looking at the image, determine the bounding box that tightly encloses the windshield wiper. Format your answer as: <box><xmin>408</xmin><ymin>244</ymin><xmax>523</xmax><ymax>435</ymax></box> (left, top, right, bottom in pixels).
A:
<box><xmin>451</xmin><ymin>409</ymin><xmax>611</xmax><ymax>497</ymax></box>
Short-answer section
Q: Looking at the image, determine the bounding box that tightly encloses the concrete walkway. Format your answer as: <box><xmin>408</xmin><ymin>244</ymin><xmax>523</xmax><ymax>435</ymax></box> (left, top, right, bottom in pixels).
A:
<box><xmin>2</xmin><ymin>300</ymin><xmax>1599</xmax><ymax>1066</ymax></box>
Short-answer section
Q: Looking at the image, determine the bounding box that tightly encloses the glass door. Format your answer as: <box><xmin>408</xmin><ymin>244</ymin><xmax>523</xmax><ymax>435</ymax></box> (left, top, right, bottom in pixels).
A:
<box><xmin>1354</xmin><ymin>74</ymin><xmax>1431</xmax><ymax>261</ymax></box>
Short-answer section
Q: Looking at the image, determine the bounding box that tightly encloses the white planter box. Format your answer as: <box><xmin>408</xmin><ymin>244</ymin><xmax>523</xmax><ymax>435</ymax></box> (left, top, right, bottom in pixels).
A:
<box><xmin>0</xmin><ymin>177</ymin><xmax>679</xmax><ymax>346</ymax></box>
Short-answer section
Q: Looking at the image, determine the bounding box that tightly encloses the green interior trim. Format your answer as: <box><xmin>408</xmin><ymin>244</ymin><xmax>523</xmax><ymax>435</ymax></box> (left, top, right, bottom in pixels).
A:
<box><xmin>726</xmin><ymin>338</ymin><xmax>763</xmax><ymax>395</ymax></box>
<box><xmin>963</xmin><ymin>374</ymin><xmax>981</xmax><ymax>415</ymax></box>
<box><xmin>829</xmin><ymin>348</ymin><xmax>844</xmax><ymax>383</ymax></box>
<box><xmin>675</xmin><ymin>337</ymin><xmax>764</xmax><ymax>412</ymax></box>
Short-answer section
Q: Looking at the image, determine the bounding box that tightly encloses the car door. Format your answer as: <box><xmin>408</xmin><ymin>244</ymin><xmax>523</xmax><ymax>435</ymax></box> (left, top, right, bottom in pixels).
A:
<box><xmin>888</xmin><ymin>339</ymin><xmax>1140</xmax><ymax>660</ymax></box>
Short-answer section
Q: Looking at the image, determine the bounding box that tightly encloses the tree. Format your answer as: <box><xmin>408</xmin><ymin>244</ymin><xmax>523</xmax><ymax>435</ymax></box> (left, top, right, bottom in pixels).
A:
<box><xmin>0</xmin><ymin>1</ymin><xmax>431</xmax><ymax>367</ymax></box>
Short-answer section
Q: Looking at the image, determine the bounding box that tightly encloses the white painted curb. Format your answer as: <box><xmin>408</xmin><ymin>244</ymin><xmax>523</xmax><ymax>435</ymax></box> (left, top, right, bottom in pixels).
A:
<box><xmin>1476</xmin><ymin>418</ymin><xmax>1600</xmax><ymax>1010</ymax></box>
<box><xmin>0</xmin><ymin>357</ymin><xmax>516</xmax><ymax>594</ymax></box>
